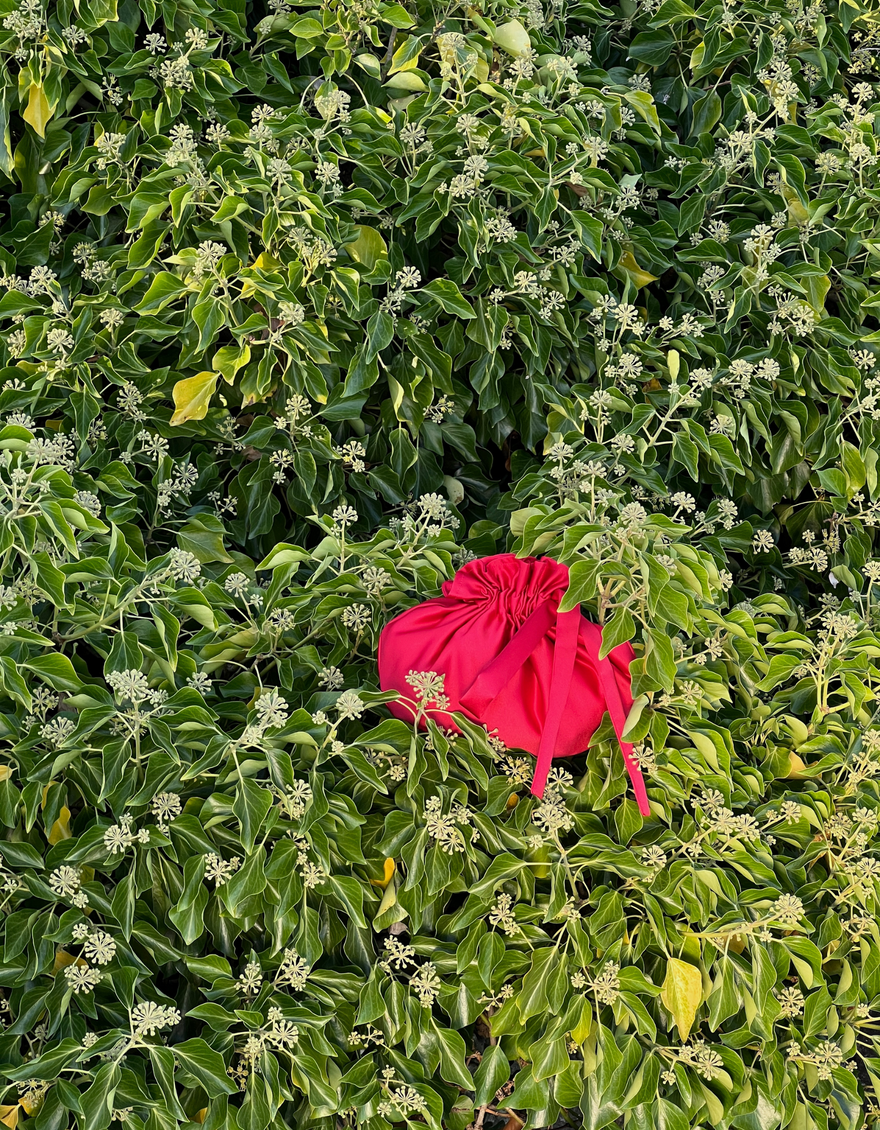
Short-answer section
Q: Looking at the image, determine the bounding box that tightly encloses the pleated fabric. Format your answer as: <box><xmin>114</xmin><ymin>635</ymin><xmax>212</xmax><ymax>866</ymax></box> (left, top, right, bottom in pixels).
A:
<box><xmin>377</xmin><ymin>553</ymin><xmax>650</xmax><ymax>814</ymax></box>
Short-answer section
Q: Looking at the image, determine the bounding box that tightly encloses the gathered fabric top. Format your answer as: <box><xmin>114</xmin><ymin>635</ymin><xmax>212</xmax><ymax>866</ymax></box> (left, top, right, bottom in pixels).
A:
<box><xmin>378</xmin><ymin>552</ymin><xmax>651</xmax><ymax>815</ymax></box>
<box><xmin>441</xmin><ymin>553</ymin><xmax>569</xmax><ymax>620</ymax></box>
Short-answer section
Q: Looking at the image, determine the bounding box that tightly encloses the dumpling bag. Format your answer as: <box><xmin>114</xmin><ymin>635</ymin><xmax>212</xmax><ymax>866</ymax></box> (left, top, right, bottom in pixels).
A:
<box><xmin>377</xmin><ymin>553</ymin><xmax>650</xmax><ymax>814</ymax></box>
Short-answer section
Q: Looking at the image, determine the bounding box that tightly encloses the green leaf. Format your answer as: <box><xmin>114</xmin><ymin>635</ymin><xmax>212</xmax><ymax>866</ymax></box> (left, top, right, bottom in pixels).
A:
<box><xmin>379</xmin><ymin>3</ymin><xmax>415</xmax><ymax>27</ymax></box>
<box><xmin>0</xmin><ymin>840</ymin><xmax>44</xmax><ymax>869</ymax></box>
<box><xmin>79</xmin><ymin>1063</ymin><xmax>120</xmax><ymax>1130</ymax></box>
<box><xmin>149</xmin><ymin>1048</ymin><xmax>187</xmax><ymax>1120</ymax></box>
<box><xmin>598</xmin><ymin>607</ymin><xmax>636</xmax><ymax>658</ymax></box>
<box><xmin>173</xmin><ymin>1039</ymin><xmax>237</xmax><ymax>1098</ymax></box>
<box><xmin>23</xmin><ymin>655</ymin><xmax>82</xmax><ymax>693</ymax></box>
<box><xmin>506</xmin><ymin>1066</ymin><xmax>550</xmax><ymax>1111</ymax></box>
<box><xmin>168</xmin><ymin>855</ymin><xmax>209</xmax><ymax>944</ymax></box>
<box><xmin>571</xmin><ymin>211</ymin><xmax>604</xmax><ymax>261</ymax></box>
<box><xmin>628</xmin><ymin>29</ymin><xmax>676</xmax><ymax>65</ymax></box>
<box><xmin>239</xmin><ymin>1074</ymin><xmax>273</xmax><ymax>1130</ymax></box>
<box><xmin>212</xmin><ymin>343</ymin><xmax>251</xmax><ymax>385</ymax></box>
<box><xmin>177</xmin><ymin>515</ymin><xmax>234</xmax><ymax>564</ymax></box>
<box><xmin>644</xmin><ymin>628</ymin><xmax>677</xmax><ymax>692</ymax></box>
<box><xmin>421</xmin><ymin>279</ymin><xmax>476</xmax><ymax>319</ymax></box>
<box><xmin>0</xmin><ymin>655</ymin><xmax>32</xmax><ymax>710</ymax></box>
<box><xmin>192</xmin><ymin>297</ymin><xmax>227</xmax><ymax>353</ymax></box>
<box><xmin>223</xmin><ymin>848</ymin><xmax>268</xmax><ymax>914</ymax></box>
<box><xmin>433</xmin><ymin>1025</ymin><xmax>474</xmax><ymax>1089</ymax></box>
<box><xmin>232</xmin><ymin>776</ymin><xmax>274</xmax><ymax>853</ymax></box>
<box><xmin>474</xmin><ymin>1044</ymin><xmax>510</xmax><ymax>1106</ymax></box>
<box><xmin>135</xmin><ymin>272</ymin><xmax>187</xmax><ymax>315</ymax></box>
<box><xmin>517</xmin><ymin>947</ymin><xmax>563</xmax><ymax>1022</ymax></box>
<box><xmin>3</xmin><ymin>1038</ymin><xmax>82</xmax><ymax>1081</ymax></box>
<box><xmin>624</xmin><ymin>90</ymin><xmax>661</xmax><ymax>134</ymax></box>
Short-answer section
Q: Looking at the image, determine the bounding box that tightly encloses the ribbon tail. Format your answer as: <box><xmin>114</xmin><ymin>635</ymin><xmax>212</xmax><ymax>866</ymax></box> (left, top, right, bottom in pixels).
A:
<box><xmin>459</xmin><ymin>601</ymin><xmax>555</xmax><ymax>717</ymax></box>
<box><xmin>590</xmin><ymin>629</ymin><xmax>650</xmax><ymax>816</ymax></box>
<box><xmin>531</xmin><ymin>607</ymin><xmax>581</xmax><ymax>799</ymax></box>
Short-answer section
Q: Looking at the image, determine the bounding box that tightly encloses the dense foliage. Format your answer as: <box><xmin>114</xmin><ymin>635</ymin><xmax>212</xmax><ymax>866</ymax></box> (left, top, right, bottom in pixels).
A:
<box><xmin>0</xmin><ymin>0</ymin><xmax>879</xmax><ymax>1129</ymax></box>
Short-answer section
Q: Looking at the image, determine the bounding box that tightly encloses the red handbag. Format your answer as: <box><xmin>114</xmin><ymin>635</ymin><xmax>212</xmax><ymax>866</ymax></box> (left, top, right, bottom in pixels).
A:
<box><xmin>377</xmin><ymin>553</ymin><xmax>650</xmax><ymax>814</ymax></box>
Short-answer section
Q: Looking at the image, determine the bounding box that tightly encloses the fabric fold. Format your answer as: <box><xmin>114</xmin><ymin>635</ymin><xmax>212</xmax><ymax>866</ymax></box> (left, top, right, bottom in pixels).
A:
<box><xmin>377</xmin><ymin>553</ymin><xmax>651</xmax><ymax>815</ymax></box>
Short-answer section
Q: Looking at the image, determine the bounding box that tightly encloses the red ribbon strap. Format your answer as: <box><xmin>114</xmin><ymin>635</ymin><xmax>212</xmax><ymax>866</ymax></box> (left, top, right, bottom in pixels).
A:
<box><xmin>580</xmin><ymin>621</ymin><xmax>650</xmax><ymax>816</ymax></box>
<box><xmin>459</xmin><ymin>601</ymin><xmax>557</xmax><ymax>717</ymax></box>
<box><xmin>530</xmin><ymin>606</ymin><xmax>581</xmax><ymax>799</ymax></box>
<box><xmin>459</xmin><ymin>596</ymin><xmax>651</xmax><ymax>814</ymax></box>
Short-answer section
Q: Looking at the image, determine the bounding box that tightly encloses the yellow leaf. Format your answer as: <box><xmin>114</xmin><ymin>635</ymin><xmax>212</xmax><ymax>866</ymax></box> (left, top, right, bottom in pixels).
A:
<box><xmin>570</xmin><ymin>996</ymin><xmax>593</xmax><ymax>1044</ymax></box>
<box><xmin>23</xmin><ymin>84</ymin><xmax>52</xmax><ymax>138</ymax></box>
<box><xmin>18</xmin><ymin>1093</ymin><xmax>42</xmax><ymax>1116</ymax></box>
<box><xmin>212</xmin><ymin>344</ymin><xmax>251</xmax><ymax>386</ymax></box>
<box><xmin>615</xmin><ymin>250</ymin><xmax>659</xmax><ymax>289</ymax></box>
<box><xmin>344</xmin><ymin>226</ymin><xmax>388</xmax><ymax>272</ymax></box>
<box><xmin>48</xmin><ymin>805</ymin><xmax>72</xmax><ymax>845</ymax></box>
<box><xmin>383</xmin><ymin>71</ymin><xmax>426</xmax><ymax>93</ymax></box>
<box><xmin>370</xmin><ymin>857</ymin><xmax>396</xmax><ymax>889</ymax></box>
<box><xmin>170</xmin><ymin>371</ymin><xmax>218</xmax><ymax>427</ymax></box>
<box><xmin>781</xmin><ymin>184</ymin><xmax>810</xmax><ymax>226</ymax></box>
<box><xmin>623</xmin><ymin>90</ymin><xmax>661</xmax><ymax>135</ymax></box>
<box><xmin>376</xmin><ymin>882</ymin><xmax>397</xmax><ymax>916</ymax></box>
<box><xmin>660</xmin><ymin>957</ymin><xmax>703</xmax><ymax>1041</ymax></box>
<box><xmin>194</xmin><ymin>1110</ymin><xmax>207</xmax><ymax>1125</ymax></box>
<box><xmin>493</xmin><ymin>19</ymin><xmax>531</xmax><ymax>56</ymax></box>
<box><xmin>699</xmin><ymin>1081</ymin><xmax>725</xmax><ymax>1124</ymax></box>
<box><xmin>251</xmin><ymin>252</ymin><xmax>280</xmax><ymax>271</ymax></box>
<box><xmin>0</xmin><ymin>1104</ymin><xmax>19</xmax><ymax>1129</ymax></box>
<box><xmin>52</xmin><ymin>949</ymin><xmax>79</xmax><ymax>975</ymax></box>
<box><xmin>443</xmin><ymin>475</ymin><xmax>465</xmax><ymax>506</ymax></box>
<box><xmin>0</xmin><ymin>765</ymin><xmax>10</xmax><ymax>781</ymax></box>
<box><xmin>787</xmin><ymin>751</ymin><xmax>807</xmax><ymax>778</ymax></box>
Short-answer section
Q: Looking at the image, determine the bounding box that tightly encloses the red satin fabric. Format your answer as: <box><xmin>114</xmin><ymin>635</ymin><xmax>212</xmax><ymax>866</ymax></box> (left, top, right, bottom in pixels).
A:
<box><xmin>377</xmin><ymin>553</ymin><xmax>650</xmax><ymax>815</ymax></box>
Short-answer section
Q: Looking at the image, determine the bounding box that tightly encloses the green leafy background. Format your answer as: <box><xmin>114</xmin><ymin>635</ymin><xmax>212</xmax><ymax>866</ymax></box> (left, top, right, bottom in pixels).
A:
<box><xmin>0</xmin><ymin>0</ymin><xmax>878</xmax><ymax>1129</ymax></box>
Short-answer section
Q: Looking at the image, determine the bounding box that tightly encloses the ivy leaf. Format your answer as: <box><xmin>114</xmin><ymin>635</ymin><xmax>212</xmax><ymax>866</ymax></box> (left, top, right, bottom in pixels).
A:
<box><xmin>232</xmin><ymin>777</ymin><xmax>274</xmax><ymax>853</ymax></box>
<box><xmin>421</xmin><ymin>279</ymin><xmax>476</xmax><ymax>319</ymax></box>
<box><xmin>493</xmin><ymin>19</ymin><xmax>531</xmax><ymax>55</ymax></box>
<box><xmin>173</xmin><ymin>1039</ymin><xmax>237</xmax><ymax>1098</ymax></box>
<box><xmin>345</xmin><ymin>226</ymin><xmax>388</xmax><ymax>272</ymax></box>
<box><xmin>474</xmin><ymin>1043</ymin><xmax>510</xmax><ymax>1106</ymax></box>
<box><xmin>23</xmin><ymin>84</ymin><xmax>52</xmax><ymax>138</ymax></box>
<box><xmin>79</xmin><ymin>1062</ymin><xmax>120</xmax><ymax>1130</ymax></box>
<box><xmin>660</xmin><ymin>958</ymin><xmax>703</xmax><ymax>1040</ymax></box>
<box><xmin>614</xmin><ymin>250</ymin><xmax>660</xmax><ymax>289</ymax></box>
<box><xmin>170</xmin><ymin>371</ymin><xmax>219</xmax><ymax>426</ymax></box>
<box><xmin>177</xmin><ymin>515</ymin><xmax>234</xmax><ymax>564</ymax></box>
<box><xmin>212</xmin><ymin>344</ymin><xmax>251</xmax><ymax>385</ymax></box>
<box><xmin>168</xmin><ymin>856</ymin><xmax>209</xmax><ymax>945</ymax></box>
